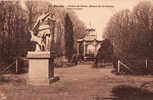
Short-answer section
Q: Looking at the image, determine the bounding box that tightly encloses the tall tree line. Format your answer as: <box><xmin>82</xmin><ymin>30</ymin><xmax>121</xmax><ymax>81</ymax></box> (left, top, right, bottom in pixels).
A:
<box><xmin>0</xmin><ymin>1</ymin><xmax>29</xmax><ymax>65</ymax></box>
<box><xmin>104</xmin><ymin>1</ymin><xmax>153</xmax><ymax>59</ymax></box>
<box><xmin>0</xmin><ymin>1</ymin><xmax>86</xmax><ymax>66</ymax></box>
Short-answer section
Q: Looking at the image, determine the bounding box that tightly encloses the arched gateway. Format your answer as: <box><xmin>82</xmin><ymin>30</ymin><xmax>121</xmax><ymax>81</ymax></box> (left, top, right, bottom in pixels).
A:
<box><xmin>77</xmin><ymin>27</ymin><xmax>103</xmax><ymax>61</ymax></box>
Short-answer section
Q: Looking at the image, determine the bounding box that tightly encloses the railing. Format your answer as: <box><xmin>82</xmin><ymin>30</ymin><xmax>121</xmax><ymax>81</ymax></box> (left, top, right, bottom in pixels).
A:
<box><xmin>0</xmin><ymin>57</ymin><xmax>28</xmax><ymax>74</ymax></box>
<box><xmin>117</xmin><ymin>58</ymin><xmax>153</xmax><ymax>74</ymax></box>
<box><xmin>117</xmin><ymin>60</ymin><xmax>133</xmax><ymax>73</ymax></box>
<box><xmin>0</xmin><ymin>61</ymin><xmax>16</xmax><ymax>74</ymax></box>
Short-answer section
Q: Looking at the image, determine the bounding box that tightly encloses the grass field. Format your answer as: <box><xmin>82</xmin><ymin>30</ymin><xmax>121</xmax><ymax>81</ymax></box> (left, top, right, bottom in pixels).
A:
<box><xmin>0</xmin><ymin>63</ymin><xmax>153</xmax><ymax>100</ymax></box>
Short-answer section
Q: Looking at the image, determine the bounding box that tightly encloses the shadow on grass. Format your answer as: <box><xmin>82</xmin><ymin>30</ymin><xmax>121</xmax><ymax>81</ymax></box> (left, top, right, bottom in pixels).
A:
<box><xmin>111</xmin><ymin>68</ymin><xmax>153</xmax><ymax>76</ymax></box>
<box><xmin>92</xmin><ymin>62</ymin><xmax>113</xmax><ymax>68</ymax></box>
<box><xmin>112</xmin><ymin>85</ymin><xmax>153</xmax><ymax>100</ymax></box>
<box><xmin>0</xmin><ymin>75</ymin><xmax>26</xmax><ymax>85</ymax></box>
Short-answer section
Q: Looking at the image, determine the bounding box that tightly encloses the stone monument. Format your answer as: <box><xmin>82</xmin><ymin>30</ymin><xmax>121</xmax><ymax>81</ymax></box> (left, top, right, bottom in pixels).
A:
<box><xmin>27</xmin><ymin>12</ymin><xmax>57</xmax><ymax>86</ymax></box>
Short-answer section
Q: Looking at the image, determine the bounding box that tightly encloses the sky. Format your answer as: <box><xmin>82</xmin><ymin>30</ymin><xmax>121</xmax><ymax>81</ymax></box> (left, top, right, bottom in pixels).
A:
<box><xmin>20</xmin><ymin>0</ymin><xmax>153</xmax><ymax>40</ymax></box>
<box><xmin>71</xmin><ymin>0</ymin><xmax>144</xmax><ymax>40</ymax></box>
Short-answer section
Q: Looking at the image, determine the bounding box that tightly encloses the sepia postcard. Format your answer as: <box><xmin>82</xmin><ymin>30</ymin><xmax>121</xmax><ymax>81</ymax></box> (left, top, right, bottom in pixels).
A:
<box><xmin>0</xmin><ymin>0</ymin><xmax>153</xmax><ymax>100</ymax></box>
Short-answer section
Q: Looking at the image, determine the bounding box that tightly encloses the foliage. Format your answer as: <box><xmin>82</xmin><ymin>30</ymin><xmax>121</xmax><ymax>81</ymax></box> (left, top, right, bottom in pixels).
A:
<box><xmin>94</xmin><ymin>39</ymin><xmax>113</xmax><ymax>67</ymax></box>
<box><xmin>0</xmin><ymin>1</ymin><xmax>30</xmax><ymax>64</ymax></box>
<box><xmin>0</xmin><ymin>1</ymin><xmax>86</xmax><ymax>67</ymax></box>
<box><xmin>64</xmin><ymin>13</ymin><xmax>74</xmax><ymax>62</ymax></box>
<box><xmin>104</xmin><ymin>1</ymin><xmax>153</xmax><ymax>59</ymax></box>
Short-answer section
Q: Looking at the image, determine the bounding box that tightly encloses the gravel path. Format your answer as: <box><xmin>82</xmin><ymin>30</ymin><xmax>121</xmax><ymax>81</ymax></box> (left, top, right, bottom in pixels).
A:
<box><xmin>0</xmin><ymin>64</ymin><xmax>153</xmax><ymax>100</ymax></box>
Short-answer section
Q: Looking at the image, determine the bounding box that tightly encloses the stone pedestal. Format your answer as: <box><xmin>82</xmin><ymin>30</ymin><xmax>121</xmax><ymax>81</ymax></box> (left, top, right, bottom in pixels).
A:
<box><xmin>27</xmin><ymin>52</ymin><xmax>51</xmax><ymax>86</ymax></box>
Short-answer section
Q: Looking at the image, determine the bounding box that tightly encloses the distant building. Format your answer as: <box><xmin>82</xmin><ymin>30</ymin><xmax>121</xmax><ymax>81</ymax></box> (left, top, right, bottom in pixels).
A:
<box><xmin>77</xmin><ymin>27</ymin><xmax>103</xmax><ymax>60</ymax></box>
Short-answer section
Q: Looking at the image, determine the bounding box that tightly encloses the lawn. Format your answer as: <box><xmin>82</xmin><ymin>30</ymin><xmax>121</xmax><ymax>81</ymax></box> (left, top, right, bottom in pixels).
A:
<box><xmin>0</xmin><ymin>63</ymin><xmax>153</xmax><ymax>100</ymax></box>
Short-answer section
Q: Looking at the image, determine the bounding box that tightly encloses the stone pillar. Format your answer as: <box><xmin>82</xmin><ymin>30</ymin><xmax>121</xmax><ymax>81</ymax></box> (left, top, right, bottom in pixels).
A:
<box><xmin>93</xmin><ymin>39</ymin><xmax>97</xmax><ymax>57</ymax></box>
<box><xmin>27</xmin><ymin>52</ymin><xmax>51</xmax><ymax>86</ymax></box>
<box><xmin>77</xmin><ymin>42</ymin><xmax>79</xmax><ymax>56</ymax></box>
<box><xmin>83</xmin><ymin>41</ymin><xmax>86</xmax><ymax>57</ymax></box>
<box><xmin>49</xmin><ymin>19</ymin><xmax>56</xmax><ymax>78</ymax></box>
<box><xmin>49</xmin><ymin>51</ymin><xmax>55</xmax><ymax>78</ymax></box>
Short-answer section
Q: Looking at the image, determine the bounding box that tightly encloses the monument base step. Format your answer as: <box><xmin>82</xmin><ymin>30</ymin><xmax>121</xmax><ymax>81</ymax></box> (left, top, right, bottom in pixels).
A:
<box><xmin>28</xmin><ymin>79</ymin><xmax>50</xmax><ymax>86</ymax></box>
<box><xmin>49</xmin><ymin>76</ymin><xmax>60</xmax><ymax>84</ymax></box>
<box><xmin>27</xmin><ymin>76</ymin><xmax>60</xmax><ymax>86</ymax></box>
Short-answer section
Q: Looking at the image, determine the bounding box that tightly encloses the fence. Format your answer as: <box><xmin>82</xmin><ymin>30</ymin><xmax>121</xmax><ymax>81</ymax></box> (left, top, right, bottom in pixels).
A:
<box><xmin>117</xmin><ymin>58</ymin><xmax>153</xmax><ymax>74</ymax></box>
<box><xmin>0</xmin><ymin>57</ymin><xmax>28</xmax><ymax>74</ymax></box>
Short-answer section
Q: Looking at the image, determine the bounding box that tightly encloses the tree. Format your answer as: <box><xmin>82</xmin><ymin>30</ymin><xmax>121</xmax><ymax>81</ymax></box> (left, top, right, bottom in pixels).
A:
<box><xmin>64</xmin><ymin>13</ymin><xmax>74</xmax><ymax>62</ymax></box>
<box><xmin>68</xmin><ymin>10</ymin><xmax>87</xmax><ymax>47</ymax></box>
<box><xmin>132</xmin><ymin>1</ymin><xmax>153</xmax><ymax>57</ymax></box>
<box><xmin>104</xmin><ymin>9</ymin><xmax>135</xmax><ymax>58</ymax></box>
<box><xmin>54</xmin><ymin>8</ymin><xmax>86</xmax><ymax>54</ymax></box>
<box><xmin>0</xmin><ymin>1</ymin><xmax>86</xmax><ymax>67</ymax></box>
<box><xmin>104</xmin><ymin>1</ymin><xmax>153</xmax><ymax>59</ymax></box>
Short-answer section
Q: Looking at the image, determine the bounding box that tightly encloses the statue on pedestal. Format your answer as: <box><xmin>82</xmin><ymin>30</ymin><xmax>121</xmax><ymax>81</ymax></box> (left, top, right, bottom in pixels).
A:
<box><xmin>30</xmin><ymin>12</ymin><xmax>56</xmax><ymax>52</ymax></box>
<box><xmin>27</xmin><ymin>11</ymin><xmax>58</xmax><ymax>86</ymax></box>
